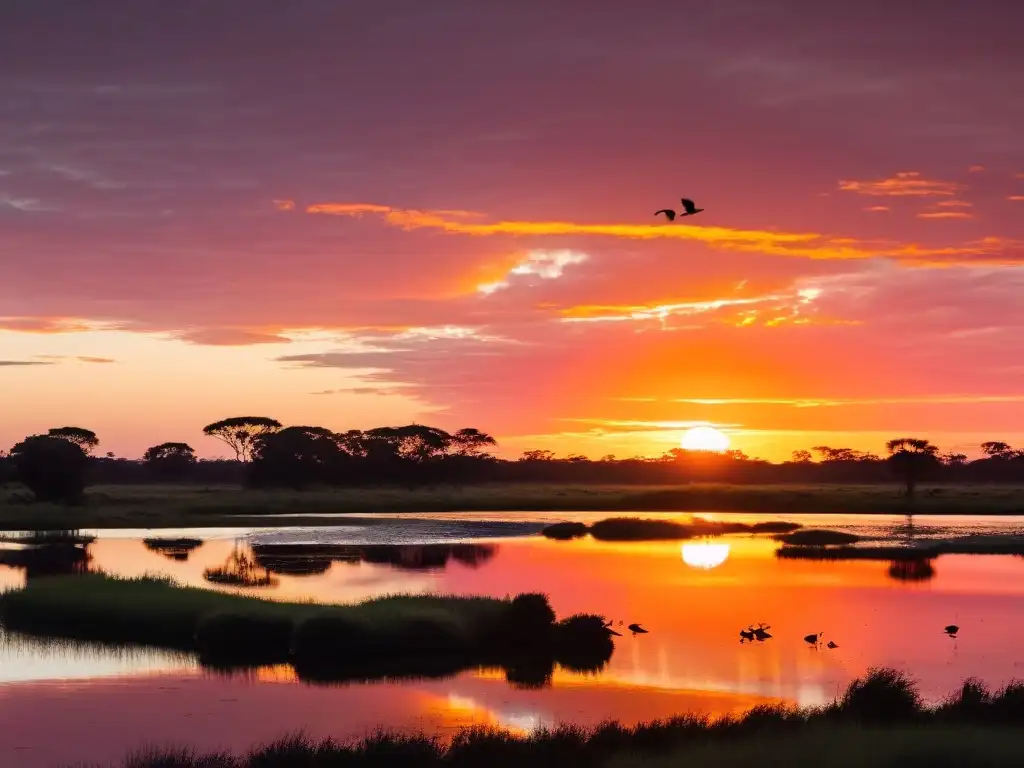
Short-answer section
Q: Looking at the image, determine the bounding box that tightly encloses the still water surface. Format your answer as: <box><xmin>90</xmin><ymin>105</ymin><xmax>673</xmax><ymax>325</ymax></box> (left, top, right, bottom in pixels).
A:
<box><xmin>2</xmin><ymin>512</ymin><xmax>1024</xmax><ymax>766</ymax></box>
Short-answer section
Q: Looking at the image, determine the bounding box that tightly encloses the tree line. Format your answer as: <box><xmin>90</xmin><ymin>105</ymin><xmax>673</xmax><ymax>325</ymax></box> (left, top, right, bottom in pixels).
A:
<box><xmin>2</xmin><ymin>417</ymin><xmax>1024</xmax><ymax>503</ymax></box>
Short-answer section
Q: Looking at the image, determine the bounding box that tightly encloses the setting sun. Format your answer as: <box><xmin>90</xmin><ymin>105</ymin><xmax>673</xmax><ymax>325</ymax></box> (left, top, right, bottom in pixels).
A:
<box><xmin>680</xmin><ymin>426</ymin><xmax>731</xmax><ymax>452</ymax></box>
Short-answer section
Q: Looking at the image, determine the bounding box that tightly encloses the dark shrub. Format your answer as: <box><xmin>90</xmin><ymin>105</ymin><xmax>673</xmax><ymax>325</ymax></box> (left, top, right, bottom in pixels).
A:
<box><xmin>392</xmin><ymin>615</ymin><xmax>471</xmax><ymax>655</ymax></box>
<box><xmin>937</xmin><ymin>678</ymin><xmax>991</xmax><ymax>722</ymax></box>
<box><xmin>195</xmin><ymin>613</ymin><xmax>293</xmax><ymax>667</ymax></box>
<box><xmin>840</xmin><ymin>668</ymin><xmax>922</xmax><ymax>723</ymax></box>
<box><xmin>590</xmin><ymin>517</ymin><xmax>692</xmax><ymax>541</ymax></box>
<box><xmin>991</xmin><ymin>681</ymin><xmax>1024</xmax><ymax>723</ymax></box>
<box><xmin>291</xmin><ymin>614</ymin><xmax>376</xmax><ymax>663</ymax></box>
<box><xmin>542</xmin><ymin>522</ymin><xmax>589</xmax><ymax>540</ymax></box>
<box><xmin>776</xmin><ymin>529</ymin><xmax>861</xmax><ymax>546</ymax></box>
<box><xmin>553</xmin><ymin>614</ymin><xmax>614</xmax><ymax>672</ymax></box>
<box><xmin>9</xmin><ymin>435</ymin><xmax>90</xmax><ymax>503</ymax></box>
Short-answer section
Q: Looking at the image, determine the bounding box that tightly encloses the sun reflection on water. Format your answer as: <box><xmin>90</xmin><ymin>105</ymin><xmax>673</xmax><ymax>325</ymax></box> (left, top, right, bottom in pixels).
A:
<box><xmin>681</xmin><ymin>542</ymin><xmax>731</xmax><ymax>569</ymax></box>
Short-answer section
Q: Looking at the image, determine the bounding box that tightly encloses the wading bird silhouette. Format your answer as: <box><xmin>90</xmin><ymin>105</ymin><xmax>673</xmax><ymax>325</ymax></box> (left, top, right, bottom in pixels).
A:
<box><xmin>945</xmin><ymin>624</ymin><xmax>960</xmax><ymax>637</ymax></box>
<box><xmin>804</xmin><ymin>632</ymin><xmax>824</xmax><ymax>647</ymax></box>
<box><xmin>627</xmin><ymin>623</ymin><xmax>648</xmax><ymax>635</ymax></box>
<box><xmin>826</xmin><ymin>640</ymin><xmax>839</xmax><ymax>649</ymax></box>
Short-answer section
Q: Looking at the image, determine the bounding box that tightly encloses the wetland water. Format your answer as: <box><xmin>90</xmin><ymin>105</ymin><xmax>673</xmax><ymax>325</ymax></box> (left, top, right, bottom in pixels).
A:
<box><xmin>2</xmin><ymin>511</ymin><xmax>1024</xmax><ymax>766</ymax></box>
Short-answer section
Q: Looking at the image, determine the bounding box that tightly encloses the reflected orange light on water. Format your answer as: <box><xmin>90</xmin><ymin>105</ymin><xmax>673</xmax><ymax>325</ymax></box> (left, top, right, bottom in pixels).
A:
<box><xmin>5</xmin><ymin>523</ymin><xmax>1024</xmax><ymax>766</ymax></box>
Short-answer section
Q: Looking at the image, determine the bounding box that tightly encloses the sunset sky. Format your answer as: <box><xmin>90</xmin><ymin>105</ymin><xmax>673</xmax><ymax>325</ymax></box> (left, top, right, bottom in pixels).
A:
<box><xmin>2</xmin><ymin>1</ymin><xmax>1023</xmax><ymax>462</ymax></box>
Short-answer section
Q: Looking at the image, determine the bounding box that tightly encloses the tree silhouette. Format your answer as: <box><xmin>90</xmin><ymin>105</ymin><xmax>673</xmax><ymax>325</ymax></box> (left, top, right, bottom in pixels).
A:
<box><xmin>791</xmin><ymin>449</ymin><xmax>813</xmax><ymax>463</ymax></box>
<box><xmin>47</xmin><ymin>427</ymin><xmax>99</xmax><ymax>455</ymax></box>
<box><xmin>885</xmin><ymin>438</ymin><xmax>940</xmax><ymax>499</ymax></box>
<box><xmin>451</xmin><ymin>428</ymin><xmax>497</xmax><ymax>456</ymax></box>
<box><xmin>143</xmin><ymin>442</ymin><xmax>197</xmax><ymax>479</ymax></box>
<box><xmin>981</xmin><ymin>441</ymin><xmax>1014</xmax><ymax>458</ymax></box>
<box><xmin>940</xmin><ymin>452</ymin><xmax>968</xmax><ymax>466</ymax></box>
<box><xmin>10</xmin><ymin>435</ymin><xmax>90</xmax><ymax>502</ymax></box>
<box><xmin>202</xmin><ymin>416</ymin><xmax>281</xmax><ymax>462</ymax></box>
<box><xmin>248</xmin><ymin>425</ymin><xmax>345</xmax><ymax>489</ymax></box>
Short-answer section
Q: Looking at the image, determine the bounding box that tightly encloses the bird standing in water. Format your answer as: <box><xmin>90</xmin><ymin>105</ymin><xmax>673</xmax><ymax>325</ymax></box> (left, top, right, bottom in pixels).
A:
<box><xmin>804</xmin><ymin>632</ymin><xmax>823</xmax><ymax>647</ymax></box>
<box><xmin>945</xmin><ymin>624</ymin><xmax>960</xmax><ymax>637</ymax></box>
<box><xmin>627</xmin><ymin>623</ymin><xmax>648</xmax><ymax>635</ymax></box>
<box><xmin>826</xmin><ymin>641</ymin><xmax>839</xmax><ymax>649</ymax></box>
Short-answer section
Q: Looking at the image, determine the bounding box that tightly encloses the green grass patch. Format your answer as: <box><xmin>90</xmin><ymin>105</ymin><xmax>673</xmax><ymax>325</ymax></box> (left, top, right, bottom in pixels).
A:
<box><xmin>5</xmin><ymin>482</ymin><xmax>1024</xmax><ymax>530</ymax></box>
<box><xmin>0</xmin><ymin>574</ymin><xmax>613</xmax><ymax>681</ymax></box>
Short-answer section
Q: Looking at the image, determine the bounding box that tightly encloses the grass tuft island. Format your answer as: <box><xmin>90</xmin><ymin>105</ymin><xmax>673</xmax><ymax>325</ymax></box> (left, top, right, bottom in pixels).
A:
<box><xmin>0</xmin><ymin>574</ymin><xmax>614</xmax><ymax>683</ymax></box>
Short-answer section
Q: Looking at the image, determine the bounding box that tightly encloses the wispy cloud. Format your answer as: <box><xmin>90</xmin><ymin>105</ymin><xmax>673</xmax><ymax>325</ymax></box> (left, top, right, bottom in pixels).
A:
<box><xmin>76</xmin><ymin>356</ymin><xmax>116</xmax><ymax>364</ymax></box>
<box><xmin>272</xmin><ymin>199</ymin><xmax>295</xmax><ymax>211</ymax></box>
<box><xmin>478</xmin><ymin>249</ymin><xmax>588</xmax><ymax>294</ymax></box>
<box><xmin>838</xmin><ymin>171</ymin><xmax>962</xmax><ymax>197</ymax></box>
<box><xmin>666</xmin><ymin>394</ymin><xmax>1024</xmax><ymax>407</ymax></box>
<box><xmin>937</xmin><ymin>200</ymin><xmax>973</xmax><ymax>208</ymax></box>
<box><xmin>1009</xmin><ymin>196</ymin><xmax>1024</xmax><ymax>202</ymax></box>
<box><xmin>0</xmin><ymin>316</ymin><xmax>117</xmax><ymax>333</ymax></box>
<box><xmin>917</xmin><ymin>210</ymin><xmax>973</xmax><ymax>219</ymax></box>
<box><xmin>968</xmin><ymin>165</ymin><xmax>986</xmax><ymax>173</ymax></box>
<box><xmin>864</xmin><ymin>205</ymin><xmax>890</xmax><ymax>212</ymax></box>
<box><xmin>0</xmin><ymin>360</ymin><xmax>55</xmax><ymax>366</ymax></box>
<box><xmin>301</xmin><ymin>202</ymin><xmax>1021</xmax><ymax>266</ymax></box>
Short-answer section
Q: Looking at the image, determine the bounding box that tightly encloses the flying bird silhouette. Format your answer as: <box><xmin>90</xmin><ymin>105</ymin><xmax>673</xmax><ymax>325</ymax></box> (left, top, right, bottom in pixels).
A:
<box><xmin>679</xmin><ymin>198</ymin><xmax>704</xmax><ymax>216</ymax></box>
<box><xmin>654</xmin><ymin>208</ymin><xmax>676</xmax><ymax>221</ymax></box>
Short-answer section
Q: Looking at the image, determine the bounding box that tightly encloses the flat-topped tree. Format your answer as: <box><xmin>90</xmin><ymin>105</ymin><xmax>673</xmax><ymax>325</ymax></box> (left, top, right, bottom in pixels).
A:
<box><xmin>886</xmin><ymin>438</ymin><xmax>940</xmax><ymax>500</ymax></box>
<box><xmin>143</xmin><ymin>442</ymin><xmax>197</xmax><ymax>479</ymax></box>
<box><xmin>202</xmin><ymin>416</ymin><xmax>281</xmax><ymax>462</ymax></box>
<box><xmin>451</xmin><ymin>428</ymin><xmax>497</xmax><ymax>457</ymax></box>
<box><xmin>46</xmin><ymin>427</ymin><xmax>99</xmax><ymax>455</ymax></box>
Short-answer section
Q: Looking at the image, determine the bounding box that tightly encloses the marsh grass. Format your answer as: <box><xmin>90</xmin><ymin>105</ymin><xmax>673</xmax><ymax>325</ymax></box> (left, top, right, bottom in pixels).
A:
<box><xmin>545</xmin><ymin>516</ymin><xmax>803</xmax><ymax>541</ymax></box>
<box><xmin>98</xmin><ymin>670</ymin><xmax>1024</xmax><ymax>766</ymax></box>
<box><xmin>777</xmin><ymin>533</ymin><xmax>1024</xmax><ymax>563</ymax></box>
<box><xmin>0</xmin><ymin>575</ymin><xmax>611</xmax><ymax>682</ymax></box>
<box><xmin>8</xmin><ymin>482</ymin><xmax>1024</xmax><ymax>530</ymax></box>
<box><xmin>774</xmin><ymin>529</ymin><xmax>861</xmax><ymax>546</ymax></box>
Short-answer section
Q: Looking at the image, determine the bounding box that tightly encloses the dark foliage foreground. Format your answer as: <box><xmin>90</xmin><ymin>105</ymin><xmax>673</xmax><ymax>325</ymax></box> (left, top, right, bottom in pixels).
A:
<box><xmin>85</xmin><ymin>670</ymin><xmax>1024</xmax><ymax>767</ymax></box>
<box><xmin>0</xmin><ymin>576</ymin><xmax>613</xmax><ymax>686</ymax></box>
<box><xmin>542</xmin><ymin>517</ymin><xmax>802</xmax><ymax>541</ymax></box>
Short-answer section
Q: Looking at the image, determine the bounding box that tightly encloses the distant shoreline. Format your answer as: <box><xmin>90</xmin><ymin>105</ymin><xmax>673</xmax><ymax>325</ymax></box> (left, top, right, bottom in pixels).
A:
<box><xmin>2</xmin><ymin>482</ymin><xmax>1024</xmax><ymax>531</ymax></box>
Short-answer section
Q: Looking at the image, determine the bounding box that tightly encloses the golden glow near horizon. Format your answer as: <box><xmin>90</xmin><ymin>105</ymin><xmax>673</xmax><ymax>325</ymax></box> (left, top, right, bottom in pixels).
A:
<box><xmin>680</xmin><ymin>426</ymin><xmax>731</xmax><ymax>452</ymax></box>
<box><xmin>681</xmin><ymin>542</ymin><xmax>731</xmax><ymax>569</ymax></box>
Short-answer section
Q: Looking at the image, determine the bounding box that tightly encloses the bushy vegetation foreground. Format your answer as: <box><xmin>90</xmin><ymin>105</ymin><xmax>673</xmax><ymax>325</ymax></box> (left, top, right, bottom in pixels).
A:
<box><xmin>92</xmin><ymin>670</ymin><xmax>1024</xmax><ymax>767</ymax></box>
<box><xmin>0</xmin><ymin>575</ymin><xmax>613</xmax><ymax>683</ymax></box>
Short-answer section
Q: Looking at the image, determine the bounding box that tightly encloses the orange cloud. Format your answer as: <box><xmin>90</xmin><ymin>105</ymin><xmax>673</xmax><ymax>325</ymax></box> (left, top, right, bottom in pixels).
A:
<box><xmin>937</xmin><ymin>200</ymin><xmax>973</xmax><ymax>208</ymax></box>
<box><xmin>863</xmin><ymin>205</ymin><xmax>889</xmax><ymax>212</ymax></box>
<box><xmin>304</xmin><ymin>201</ymin><xmax>1021</xmax><ymax>266</ymax></box>
<box><xmin>968</xmin><ymin>165</ymin><xmax>985</xmax><ymax>173</ymax></box>
<box><xmin>1009</xmin><ymin>196</ymin><xmax>1024</xmax><ymax>202</ymax></box>
<box><xmin>272</xmin><ymin>199</ymin><xmax>295</xmax><ymax>211</ymax></box>
<box><xmin>0</xmin><ymin>316</ymin><xmax>113</xmax><ymax>333</ymax></box>
<box><xmin>917</xmin><ymin>211</ymin><xmax>973</xmax><ymax>219</ymax></box>
<box><xmin>838</xmin><ymin>171</ymin><xmax>962</xmax><ymax>197</ymax></box>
